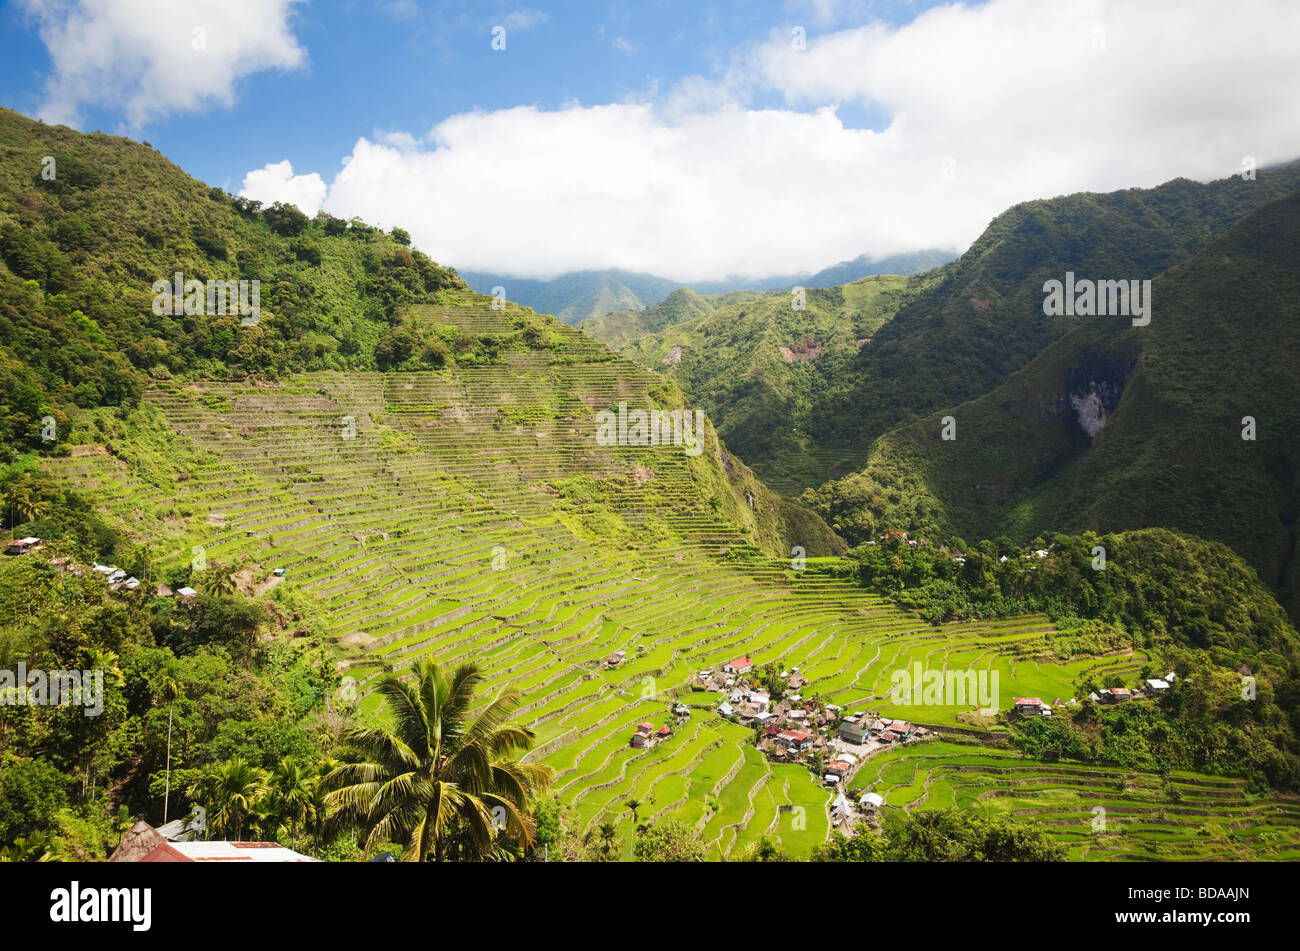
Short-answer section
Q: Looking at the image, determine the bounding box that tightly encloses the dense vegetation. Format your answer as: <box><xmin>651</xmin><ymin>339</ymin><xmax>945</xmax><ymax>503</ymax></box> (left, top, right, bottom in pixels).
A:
<box><xmin>805</xmin><ymin>163</ymin><xmax>1300</xmax><ymax>457</ymax></box>
<box><xmin>3</xmin><ymin>105</ymin><xmax>1299</xmax><ymax>862</ymax></box>
<box><xmin>0</xmin><ymin>106</ymin><xmax>465</xmax><ymax>460</ymax></box>
<box><xmin>810</xmin><ymin>808</ymin><xmax>1065</xmax><ymax>862</ymax></box>
<box><xmin>847</xmin><ymin>529</ymin><xmax>1300</xmax><ymax>786</ymax></box>
<box><xmin>585</xmin><ymin>275</ymin><xmax>937</xmax><ymax>492</ymax></box>
<box><xmin>807</xmin><ymin>188</ymin><xmax>1300</xmax><ymax>623</ymax></box>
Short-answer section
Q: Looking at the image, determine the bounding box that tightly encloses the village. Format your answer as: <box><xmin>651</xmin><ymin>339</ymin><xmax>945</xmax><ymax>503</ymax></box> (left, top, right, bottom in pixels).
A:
<box><xmin>3</xmin><ymin>535</ymin><xmax>292</xmax><ymax>601</ymax></box>
<box><xmin>604</xmin><ymin>644</ymin><xmax>1183</xmax><ymax>837</ymax></box>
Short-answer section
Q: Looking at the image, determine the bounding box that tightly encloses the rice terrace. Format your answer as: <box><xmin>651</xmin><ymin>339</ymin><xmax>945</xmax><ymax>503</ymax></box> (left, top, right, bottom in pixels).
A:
<box><xmin>24</xmin><ymin>289</ymin><xmax>1300</xmax><ymax>863</ymax></box>
<box><xmin>3</xmin><ymin>0</ymin><xmax>1300</xmax><ymax>892</ymax></box>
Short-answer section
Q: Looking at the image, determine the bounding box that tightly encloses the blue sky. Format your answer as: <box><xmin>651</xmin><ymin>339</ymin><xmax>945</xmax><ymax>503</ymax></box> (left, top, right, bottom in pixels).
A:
<box><xmin>1</xmin><ymin>1</ymin><xmax>924</xmax><ymax>191</ymax></box>
<box><xmin>3</xmin><ymin>1</ymin><xmax>1299</xmax><ymax>281</ymax></box>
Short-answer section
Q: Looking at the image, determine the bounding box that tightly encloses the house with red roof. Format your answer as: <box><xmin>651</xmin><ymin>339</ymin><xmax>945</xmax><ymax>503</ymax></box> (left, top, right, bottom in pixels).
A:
<box><xmin>775</xmin><ymin>729</ymin><xmax>814</xmax><ymax>750</ymax></box>
<box><xmin>725</xmin><ymin>656</ymin><xmax>754</xmax><ymax>674</ymax></box>
<box><xmin>881</xmin><ymin>721</ymin><xmax>914</xmax><ymax>742</ymax></box>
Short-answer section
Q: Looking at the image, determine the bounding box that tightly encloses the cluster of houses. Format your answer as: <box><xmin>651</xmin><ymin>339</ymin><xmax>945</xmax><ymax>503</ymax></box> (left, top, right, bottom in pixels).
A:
<box><xmin>1090</xmin><ymin>674</ymin><xmax>1174</xmax><ymax>703</ymax></box>
<box><xmin>43</xmin><ymin>552</ymin><xmax>198</xmax><ymax>599</ymax></box>
<box><xmin>1012</xmin><ymin>675</ymin><xmax>1175</xmax><ymax>720</ymax></box>
<box><xmin>837</xmin><ymin>713</ymin><xmax>928</xmax><ymax>746</ymax></box>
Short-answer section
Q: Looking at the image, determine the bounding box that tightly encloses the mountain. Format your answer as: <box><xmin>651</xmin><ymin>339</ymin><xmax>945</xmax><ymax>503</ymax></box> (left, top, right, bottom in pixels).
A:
<box><xmin>805</xmin><ymin>187</ymin><xmax>1300</xmax><ymax>621</ymax></box>
<box><xmin>803</xmin><ymin>165</ymin><xmax>1300</xmax><ymax>466</ymax></box>
<box><xmin>458</xmin><ymin>268</ymin><xmax>682</xmax><ymax>325</ymax></box>
<box><xmin>461</xmin><ymin>249</ymin><xmax>956</xmax><ymax>326</ymax></box>
<box><xmin>796</xmin><ymin>249</ymin><xmax>958</xmax><ymax>289</ymax></box>
<box><xmin>0</xmin><ymin>105</ymin><xmax>832</xmax><ymax>559</ymax></box>
<box><xmin>587</xmin><ymin>170</ymin><xmax>1300</xmax><ymax>505</ymax></box>
<box><xmin>584</xmin><ymin>275</ymin><xmax>939</xmax><ymax>493</ymax></box>
<box><xmin>578</xmin><ymin>286</ymin><xmax>767</xmax><ymax>349</ymax></box>
<box><xmin>0</xmin><ymin>106</ymin><xmax>464</xmax><ymax>458</ymax></box>
<box><xmin>3</xmin><ymin>105</ymin><xmax>1300</xmax><ymax>864</ymax></box>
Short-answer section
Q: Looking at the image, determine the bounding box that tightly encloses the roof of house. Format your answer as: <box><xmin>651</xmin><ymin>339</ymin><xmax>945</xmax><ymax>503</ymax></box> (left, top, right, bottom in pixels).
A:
<box><xmin>149</xmin><ymin>841</ymin><xmax>318</xmax><ymax>862</ymax></box>
<box><xmin>637</xmin><ymin>722</ymin><xmax>655</xmax><ymax>731</ymax></box>
<box><xmin>728</xmin><ymin>656</ymin><xmax>753</xmax><ymax>669</ymax></box>
<box><xmin>656</xmin><ymin>725</ymin><xmax>671</xmax><ymax>735</ymax></box>
<box><xmin>108</xmin><ymin>820</ymin><xmax>168</xmax><ymax>863</ymax></box>
<box><xmin>777</xmin><ymin>729</ymin><xmax>814</xmax><ymax>742</ymax></box>
<box><xmin>1014</xmin><ymin>697</ymin><xmax>1043</xmax><ymax>705</ymax></box>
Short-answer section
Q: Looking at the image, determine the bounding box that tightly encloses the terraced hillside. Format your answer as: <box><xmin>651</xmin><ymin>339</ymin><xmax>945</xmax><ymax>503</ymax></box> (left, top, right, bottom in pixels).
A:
<box><xmin>37</xmin><ymin>291</ymin><xmax>1219</xmax><ymax>859</ymax></box>
<box><xmin>856</xmin><ymin>741</ymin><xmax>1300</xmax><ymax>861</ymax></box>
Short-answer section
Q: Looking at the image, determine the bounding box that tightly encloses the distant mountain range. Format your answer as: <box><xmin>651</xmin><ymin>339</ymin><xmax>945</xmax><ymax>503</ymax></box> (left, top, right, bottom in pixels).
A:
<box><xmin>459</xmin><ymin>248</ymin><xmax>956</xmax><ymax>324</ymax></box>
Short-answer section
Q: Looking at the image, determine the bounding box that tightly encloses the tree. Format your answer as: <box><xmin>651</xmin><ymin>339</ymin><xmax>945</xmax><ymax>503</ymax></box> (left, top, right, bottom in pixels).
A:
<box><xmin>0</xmin><ymin>830</ymin><xmax>53</xmax><ymax>862</ymax></box>
<box><xmin>267</xmin><ymin>756</ymin><xmax>317</xmax><ymax>849</ymax></box>
<box><xmin>320</xmin><ymin>657</ymin><xmax>553</xmax><ymax>861</ymax></box>
<box><xmin>730</xmin><ymin>837</ymin><xmax>789</xmax><ymax>862</ymax></box>
<box><xmin>201</xmin><ymin>566</ymin><xmax>236</xmax><ymax>596</ymax></box>
<box><xmin>597</xmin><ymin>821</ymin><xmax>618</xmax><ymax>856</ymax></box>
<box><xmin>632</xmin><ymin>820</ymin><xmax>704</xmax><ymax>862</ymax></box>
<box><xmin>263</xmin><ymin>201</ymin><xmax>309</xmax><ymax>236</ymax></box>
<box><xmin>188</xmin><ymin>756</ymin><xmax>268</xmax><ymax>840</ymax></box>
<box><xmin>624</xmin><ymin>797</ymin><xmax>641</xmax><ymax>827</ymax></box>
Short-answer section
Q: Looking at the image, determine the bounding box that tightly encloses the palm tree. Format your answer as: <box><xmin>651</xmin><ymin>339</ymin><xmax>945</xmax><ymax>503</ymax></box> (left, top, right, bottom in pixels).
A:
<box><xmin>625</xmin><ymin>797</ymin><xmax>642</xmax><ymax>826</ymax></box>
<box><xmin>13</xmin><ymin>483</ymin><xmax>46</xmax><ymax>525</ymax></box>
<box><xmin>188</xmin><ymin>756</ymin><xmax>268</xmax><ymax>840</ymax></box>
<box><xmin>597</xmin><ymin>821</ymin><xmax>618</xmax><ymax>855</ymax></box>
<box><xmin>320</xmin><ymin>657</ymin><xmax>553</xmax><ymax>862</ymax></box>
<box><xmin>0</xmin><ymin>831</ymin><xmax>53</xmax><ymax>863</ymax></box>
<box><xmin>268</xmin><ymin>757</ymin><xmax>317</xmax><ymax>850</ymax></box>
<box><xmin>5</xmin><ymin>485</ymin><xmax>45</xmax><ymax>536</ymax></box>
<box><xmin>202</xmin><ymin>566</ymin><xmax>236</xmax><ymax>596</ymax></box>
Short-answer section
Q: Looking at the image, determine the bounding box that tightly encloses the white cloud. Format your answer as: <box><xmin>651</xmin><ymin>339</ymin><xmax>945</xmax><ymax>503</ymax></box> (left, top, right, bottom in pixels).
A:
<box><xmin>379</xmin><ymin>0</ymin><xmax>420</xmax><ymax>20</ymax></box>
<box><xmin>503</xmin><ymin>8</ymin><xmax>548</xmax><ymax>31</ymax></box>
<box><xmin>260</xmin><ymin>0</ymin><xmax>1300</xmax><ymax>281</ymax></box>
<box><xmin>239</xmin><ymin>160</ymin><xmax>327</xmax><ymax>217</ymax></box>
<box><xmin>22</xmin><ymin>0</ymin><xmax>306</xmax><ymax>127</ymax></box>
<box><xmin>612</xmin><ymin>36</ymin><xmax>636</xmax><ymax>54</ymax></box>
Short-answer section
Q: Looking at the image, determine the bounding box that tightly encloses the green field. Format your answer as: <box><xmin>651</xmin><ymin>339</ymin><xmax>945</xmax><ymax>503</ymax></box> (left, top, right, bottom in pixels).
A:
<box><xmin>855</xmin><ymin>741</ymin><xmax>1300</xmax><ymax>860</ymax></box>
<box><xmin>42</xmin><ymin>298</ymin><xmax>1293</xmax><ymax>860</ymax></box>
